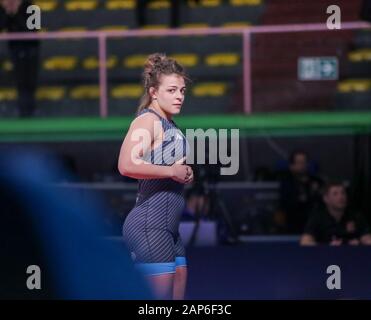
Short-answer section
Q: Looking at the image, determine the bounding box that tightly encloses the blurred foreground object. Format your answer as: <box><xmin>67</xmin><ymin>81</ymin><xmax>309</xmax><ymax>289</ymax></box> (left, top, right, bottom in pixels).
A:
<box><xmin>0</xmin><ymin>149</ymin><xmax>152</xmax><ymax>299</ymax></box>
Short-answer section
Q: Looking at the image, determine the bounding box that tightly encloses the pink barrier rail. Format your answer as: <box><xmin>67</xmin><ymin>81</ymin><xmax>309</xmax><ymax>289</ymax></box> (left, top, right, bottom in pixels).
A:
<box><xmin>0</xmin><ymin>21</ymin><xmax>370</xmax><ymax>117</ymax></box>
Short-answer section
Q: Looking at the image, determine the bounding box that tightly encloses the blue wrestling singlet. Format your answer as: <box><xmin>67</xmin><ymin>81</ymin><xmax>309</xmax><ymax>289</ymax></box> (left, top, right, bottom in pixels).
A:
<box><xmin>122</xmin><ymin>108</ymin><xmax>189</xmax><ymax>276</ymax></box>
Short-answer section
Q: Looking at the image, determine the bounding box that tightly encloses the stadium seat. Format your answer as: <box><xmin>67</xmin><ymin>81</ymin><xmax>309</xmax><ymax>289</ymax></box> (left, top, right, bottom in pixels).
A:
<box><xmin>187</xmin><ymin>0</ymin><xmax>221</xmax><ymax>7</ymax></box>
<box><xmin>0</xmin><ymin>87</ymin><xmax>17</xmax><ymax>101</ymax></box>
<box><xmin>337</xmin><ymin>82</ymin><xmax>352</xmax><ymax>93</ymax></box>
<box><xmin>352</xmin><ymin>80</ymin><xmax>371</xmax><ymax>92</ymax></box>
<box><xmin>230</xmin><ymin>0</ymin><xmax>262</xmax><ymax>6</ymax></box>
<box><xmin>192</xmin><ymin>82</ymin><xmax>228</xmax><ymax>96</ymax></box>
<box><xmin>222</xmin><ymin>22</ymin><xmax>251</xmax><ymax>28</ymax></box>
<box><xmin>70</xmin><ymin>85</ymin><xmax>100</xmax><ymax>99</ymax></box>
<box><xmin>82</xmin><ymin>56</ymin><xmax>118</xmax><ymax>70</ymax></box>
<box><xmin>205</xmin><ymin>53</ymin><xmax>239</xmax><ymax>66</ymax></box>
<box><xmin>170</xmin><ymin>54</ymin><xmax>199</xmax><ymax>67</ymax></box>
<box><xmin>348</xmin><ymin>49</ymin><xmax>371</xmax><ymax>62</ymax></box>
<box><xmin>337</xmin><ymin>79</ymin><xmax>371</xmax><ymax>93</ymax></box>
<box><xmin>148</xmin><ymin>0</ymin><xmax>171</xmax><ymax>9</ymax></box>
<box><xmin>2</xmin><ymin>60</ymin><xmax>13</xmax><ymax>72</ymax></box>
<box><xmin>33</xmin><ymin>0</ymin><xmax>59</xmax><ymax>12</ymax></box>
<box><xmin>140</xmin><ymin>24</ymin><xmax>168</xmax><ymax>30</ymax></box>
<box><xmin>36</xmin><ymin>86</ymin><xmax>66</xmax><ymax>101</ymax></box>
<box><xmin>123</xmin><ymin>55</ymin><xmax>148</xmax><ymax>69</ymax></box>
<box><xmin>43</xmin><ymin>56</ymin><xmax>79</xmax><ymax>71</ymax></box>
<box><xmin>180</xmin><ymin>23</ymin><xmax>210</xmax><ymax>29</ymax></box>
<box><xmin>199</xmin><ymin>0</ymin><xmax>222</xmax><ymax>7</ymax></box>
<box><xmin>111</xmin><ymin>84</ymin><xmax>143</xmax><ymax>98</ymax></box>
<box><xmin>105</xmin><ymin>0</ymin><xmax>135</xmax><ymax>10</ymax></box>
<box><xmin>65</xmin><ymin>0</ymin><xmax>99</xmax><ymax>11</ymax></box>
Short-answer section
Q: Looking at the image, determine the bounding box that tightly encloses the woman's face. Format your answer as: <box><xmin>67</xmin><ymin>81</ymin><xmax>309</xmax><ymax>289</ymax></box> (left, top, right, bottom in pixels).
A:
<box><xmin>151</xmin><ymin>73</ymin><xmax>186</xmax><ymax>116</ymax></box>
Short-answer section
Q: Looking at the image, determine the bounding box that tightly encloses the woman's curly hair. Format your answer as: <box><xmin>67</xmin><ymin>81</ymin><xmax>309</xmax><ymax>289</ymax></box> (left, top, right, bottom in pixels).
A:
<box><xmin>137</xmin><ymin>53</ymin><xmax>189</xmax><ymax>113</ymax></box>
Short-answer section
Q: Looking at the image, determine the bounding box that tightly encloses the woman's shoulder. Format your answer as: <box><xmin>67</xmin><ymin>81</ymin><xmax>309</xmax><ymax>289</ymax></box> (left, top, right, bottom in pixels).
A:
<box><xmin>133</xmin><ymin>109</ymin><xmax>158</xmax><ymax>123</ymax></box>
<box><xmin>129</xmin><ymin>110</ymin><xmax>162</xmax><ymax>134</ymax></box>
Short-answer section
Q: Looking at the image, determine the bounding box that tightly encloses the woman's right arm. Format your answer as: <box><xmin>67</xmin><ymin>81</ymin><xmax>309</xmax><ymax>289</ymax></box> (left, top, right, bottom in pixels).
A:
<box><xmin>118</xmin><ymin>113</ymin><xmax>192</xmax><ymax>183</ymax></box>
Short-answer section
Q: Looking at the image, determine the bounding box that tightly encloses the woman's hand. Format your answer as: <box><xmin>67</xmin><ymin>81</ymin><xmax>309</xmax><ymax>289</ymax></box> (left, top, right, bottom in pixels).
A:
<box><xmin>171</xmin><ymin>164</ymin><xmax>193</xmax><ymax>184</ymax></box>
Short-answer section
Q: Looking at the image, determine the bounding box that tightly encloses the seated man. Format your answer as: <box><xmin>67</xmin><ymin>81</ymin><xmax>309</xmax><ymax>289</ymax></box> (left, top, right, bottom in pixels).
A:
<box><xmin>300</xmin><ymin>181</ymin><xmax>371</xmax><ymax>246</ymax></box>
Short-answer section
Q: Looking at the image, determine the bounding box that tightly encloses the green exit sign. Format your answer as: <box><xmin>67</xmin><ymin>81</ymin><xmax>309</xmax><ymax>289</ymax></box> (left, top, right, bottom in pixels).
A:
<box><xmin>298</xmin><ymin>57</ymin><xmax>338</xmax><ymax>80</ymax></box>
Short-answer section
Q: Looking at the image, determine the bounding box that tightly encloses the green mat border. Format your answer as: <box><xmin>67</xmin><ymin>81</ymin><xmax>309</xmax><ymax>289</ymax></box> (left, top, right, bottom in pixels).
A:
<box><xmin>1</xmin><ymin>112</ymin><xmax>371</xmax><ymax>142</ymax></box>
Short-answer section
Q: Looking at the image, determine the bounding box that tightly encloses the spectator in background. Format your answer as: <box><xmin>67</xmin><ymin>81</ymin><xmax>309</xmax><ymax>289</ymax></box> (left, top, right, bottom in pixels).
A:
<box><xmin>300</xmin><ymin>181</ymin><xmax>371</xmax><ymax>246</ymax></box>
<box><xmin>0</xmin><ymin>0</ymin><xmax>39</xmax><ymax>118</ymax></box>
<box><xmin>279</xmin><ymin>150</ymin><xmax>323</xmax><ymax>234</ymax></box>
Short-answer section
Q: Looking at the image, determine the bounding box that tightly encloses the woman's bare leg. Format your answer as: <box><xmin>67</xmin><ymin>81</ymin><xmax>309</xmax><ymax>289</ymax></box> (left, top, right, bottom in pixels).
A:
<box><xmin>173</xmin><ymin>266</ymin><xmax>187</xmax><ymax>300</ymax></box>
<box><xmin>147</xmin><ymin>273</ymin><xmax>174</xmax><ymax>300</ymax></box>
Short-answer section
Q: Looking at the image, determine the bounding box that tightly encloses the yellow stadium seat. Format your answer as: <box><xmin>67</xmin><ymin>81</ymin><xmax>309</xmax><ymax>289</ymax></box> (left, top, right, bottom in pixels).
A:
<box><xmin>169</xmin><ymin>54</ymin><xmax>198</xmax><ymax>67</ymax></box>
<box><xmin>192</xmin><ymin>82</ymin><xmax>227</xmax><ymax>97</ymax></box>
<box><xmin>351</xmin><ymin>48</ymin><xmax>371</xmax><ymax>62</ymax></box>
<box><xmin>205</xmin><ymin>53</ymin><xmax>239</xmax><ymax>66</ymax></box>
<box><xmin>33</xmin><ymin>0</ymin><xmax>58</xmax><ymax>11</ymax></box>
<box><xmin>0</xmin><ymin>87</ymin><xmax>17</xmax><ymax>101</ymax></box>
<box><xmin>187</xmin><ymin>0</ymin><xmax>221</xmax><ymax>7</ymax></box>
<box><xmin>2</xmin><ymin>60</ymin><xmax>13</xmax><ymax>72</ymax></box>
<box><xmin>111</xmin><ymin>84</ymin><xmax>143</xmax><ymax>98</ymax></box>
<box><xmin>140</xmin><ymin>24</ymin><xmax>168</xmax><ymax>30</ymax></box>
<box><xmin>223</xmin><ymin>22</ymin><xmax>251</xmax><ymax>28</ymax></box>
<box><xmin>362</xmin><ymin>49</ymin><xmax>371</xmax><ymax>61</ymax></box>
<box><xmin>200</xmin><ymin>0</ymin><xmax>221</xmax><ymax>7</ymax></box>
<box><xmin>230</xmin><ymin>0</ymin><xmax>261</xmax><ymax>6</ymax></box>
<box><xmin>348</xmin><ymin>50</ymin><xmax>364</xmax><ymax>62</ymax></box>
<box><xmin>70</xmin><ymin>85</ymin><xmax>100</xmax><ymax>99</ymax></box>
<box><xmin>36</xmin><ymin>87</ymin><xmax>66</xmax><ymax>101</ymax></box>
<box><xmin>43</xmin><ymin>56</ymin><xmax>78</xmax><ymax>71</ymax></box>
<box><xmin>337</xmin><ymin>79</ymin><xmax>371</xmax><ymax>93</ymax></box>
<box><xmin>181</xmin><ymin>23</ymin><xmax>209</xmax><ymax>29</ymax></box>
<box><xmin>82</xmin><ymin>56</ymin><xmax>118</xmax><ymax>69</ymax></box>
<box><xmin>65</xmin><ymin>0</ymin><xmax>98</xmax><ymax>11</ymax></box>
<box><xmin>352</xmin><ymin>79</ymin><xmax>371</xmax><ymax>92</ymax></box>
<box><xmin>106</xmin><ymin>0</ymin><xmax>135</xmax><ymax>10</ymax></box>
<box><xmin>123</xmin><ymin>55</ymin><xmax>148</xmax><ymax>68</ymax></box>
<box><xmin>337</xmin><ymin>82</ymin><xmax>352</xmax><ymax>93</ymax></box>
<box><xmin>99</xmin><ymin>25</ymin><xmax>128</xmax><ymax>31</ymax></box>
<box><xmin>148</xmin><ymin>0</ymin><xmax>170</xmax><ymax>9</ymax></box>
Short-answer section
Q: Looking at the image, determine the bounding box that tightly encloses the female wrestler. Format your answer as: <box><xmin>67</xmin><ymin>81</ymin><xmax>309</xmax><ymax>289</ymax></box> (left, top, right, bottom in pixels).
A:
<box><xmin>118</xmin><ymin>53</ymin><xmax>193</xmax><ymax>300</ymax></box>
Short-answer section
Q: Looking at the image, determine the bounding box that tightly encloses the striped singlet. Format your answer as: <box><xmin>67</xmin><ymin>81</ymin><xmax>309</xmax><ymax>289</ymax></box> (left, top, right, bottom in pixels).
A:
<box><xmin>122</xmin><ymin>108</ymin><xmax>189</xmax><ymax>276</ymax></box>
